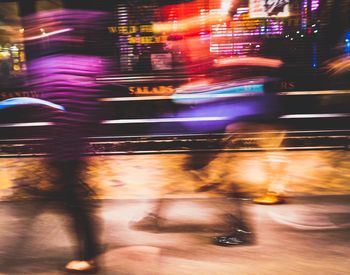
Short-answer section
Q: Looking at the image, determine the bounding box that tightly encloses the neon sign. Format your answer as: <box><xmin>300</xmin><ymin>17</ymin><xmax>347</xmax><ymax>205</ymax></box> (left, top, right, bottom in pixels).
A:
<box><xmin>108</xmin><ymin>25</ymin><xmax>167</xmax><ymax>44</ymax></box>
<box><xmin>129</xmin><ymin>86</ymin><xmax>175</xmax><ymax>95</ymax></box>
<box><xmin>108</xmin><ymin>25</ymin><xmax>153</xmax><ymax>34</ymax></box>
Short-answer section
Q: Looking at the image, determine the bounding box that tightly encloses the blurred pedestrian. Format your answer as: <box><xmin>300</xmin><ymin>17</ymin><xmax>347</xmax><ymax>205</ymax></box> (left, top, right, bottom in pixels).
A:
<box><xmin>129</xmin><ymin>133</ymin><xmax>255</xmax><ymax>246</ymax></box>
<box><xmin>19</xmin><ymin>2</ymin><xmax>112</xmax><ymax>272</ymax></box>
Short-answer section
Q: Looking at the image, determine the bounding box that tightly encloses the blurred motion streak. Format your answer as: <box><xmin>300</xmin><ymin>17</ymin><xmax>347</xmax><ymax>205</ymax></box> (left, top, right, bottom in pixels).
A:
<box><xmin>0</xmin><ymin>5</ymin><xmax>113</xmax><ymax>273</ymax></box>
<box><xmin>327</xmin><ymin>55</ymin><xmax>350</xmax><ymax>75</ymax></box>
<box><xmin>23</xmin><ymin>28</ymin><xmax>73</xmax><ymax>41</ymax></box>
<box><xmin>213</xmin><ymin>57</ymin><xmax>283</xmax><ymax>68</ymax></box>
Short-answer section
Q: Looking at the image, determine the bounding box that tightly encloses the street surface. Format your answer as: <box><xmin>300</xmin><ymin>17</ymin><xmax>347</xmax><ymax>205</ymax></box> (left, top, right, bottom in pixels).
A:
<box><xmin>1</xmin><ymin>149</ymin><xmax>350</xmax><ymax>200</ymax></box>
<box><xmin>0</xmin><ymin>149</ymin><xmax>350</xmax><ymax>274</ymax></box>
<box><xmin>0</xmin><ymin>196</ymin><xmax>350</xmax><ymax>274</ymax></box>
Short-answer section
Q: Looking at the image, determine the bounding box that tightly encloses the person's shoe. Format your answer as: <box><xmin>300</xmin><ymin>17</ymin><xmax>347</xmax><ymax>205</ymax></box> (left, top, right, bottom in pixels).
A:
<box><xmin>213</xmin><ymin>235</ymin><xmax>247</xmax><ymax>246</ymax></box>
<box><xmin>213</xmin><ymin>225</ymin><xmax>254</xmax><ymax>246</ymax></box>
<box><xmin>65</xmin><ymin>260</ymin><xmax>98</xmax><ymax>274</ymax></box>
<box><xmin>129</xmin><ymin>213</ymin><xmax>165</xmax><ymax>231</ymax></box>
<box><xmin>253</xmin><ymin>192</ymin><xmax>285</xmax><ymax>205</ymax></box>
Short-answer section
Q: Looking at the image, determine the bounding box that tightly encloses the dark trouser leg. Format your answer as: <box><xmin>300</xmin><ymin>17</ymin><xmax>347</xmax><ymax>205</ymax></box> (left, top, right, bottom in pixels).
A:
<box><xmin>213</xmin><ymin>185</ymin><xmax>254</xmax><ymax>246</ymax></box>
<box><xmin>66</xmin><ymin>198</ymin><xmax>100</xmax><ymax>260</ymax></box>
<box><xmin>52</xmin><ymin>160</ymin><xmax>100</xmax><ymax>260</ymax></box>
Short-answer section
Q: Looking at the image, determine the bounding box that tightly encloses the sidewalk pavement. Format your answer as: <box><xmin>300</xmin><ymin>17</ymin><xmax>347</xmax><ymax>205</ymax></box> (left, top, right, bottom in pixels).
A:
<box><xmin>1</xmin><ymin>149</ymin><xmax>350</xmax><ymax>201</ymax></box>
<box><xmin>1</xmin><ymin>196</ymin><xmax>350</xmax><ymax>274</ymax></box>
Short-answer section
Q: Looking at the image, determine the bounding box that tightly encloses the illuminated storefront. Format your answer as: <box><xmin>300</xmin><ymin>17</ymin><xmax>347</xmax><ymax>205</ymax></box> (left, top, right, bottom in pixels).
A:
<box><xmin>112</xmin><ymin>2</ymin><xmax>170</xmax><ymax>73</ymax></box>
<box><xmin>0</xmin><ymin>43</ymin><xmax>26</xmax><ymax>74</ymax></box>
<box><xmin>110</xmin><ymin>0</ymin><xmax>304</xmax><ymax>72</ymax></box>
<box><xmin>104</xmin><ymin>0</ymin><xmax>335</xmax><ymax>94</ymax></box>
<box><xmin>0</xmin><ymin>0</ymin><xmax>339</xmax><ymax>89</ymax></box>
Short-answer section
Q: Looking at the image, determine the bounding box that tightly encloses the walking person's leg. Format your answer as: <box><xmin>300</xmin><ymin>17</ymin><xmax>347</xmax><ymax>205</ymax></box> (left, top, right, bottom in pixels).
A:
<box><xmin>213</xmin><ymin>186</ymin><xmax>254</xmax><ymax>246</ymax></box>
<box><xmin>51</xmin><ymin>160</ymin><xmax>101</xmax><ymax>273</ymax></box>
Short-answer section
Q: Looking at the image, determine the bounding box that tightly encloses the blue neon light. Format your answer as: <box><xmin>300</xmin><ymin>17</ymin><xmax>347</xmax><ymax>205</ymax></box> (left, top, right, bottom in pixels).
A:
<box><xmin>0</xmin><ymin>97</ymin><xmax>65</xmax><ymax>110</ymax></box>
<box><xmin>172</xmin><ymin>84</ymin><xmax>264</xmax><ymax>104</ymax></box>
<box><xmin>204</xmin><ymin>84</ymin><xmax>264</xmax><ymax>95</ymax></box>
<box><xmin>345</xmin><ymin>32</ymin><xmax>350</xmax><ymax>54</ymax></box>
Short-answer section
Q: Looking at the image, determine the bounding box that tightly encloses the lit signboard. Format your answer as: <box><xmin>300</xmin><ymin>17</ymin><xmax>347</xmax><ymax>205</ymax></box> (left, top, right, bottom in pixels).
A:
<box><xmin>108</xmin><ymin>25</ymin><xmax>154</xmax><ymax>34</ymax></box>
<box><xmin>129</xmin><ymin>86</ymin><xmax>175</xmax><ymax>95</ymax></box>
<box><xmin>249</xmin><ymin>0</ymin><xmax>290</xmax><ymax>18</ymax></box>
<box><xmin>108</xmin><ymin>25</ymin><xmax>168</xmax><ymax>44</ymax></box>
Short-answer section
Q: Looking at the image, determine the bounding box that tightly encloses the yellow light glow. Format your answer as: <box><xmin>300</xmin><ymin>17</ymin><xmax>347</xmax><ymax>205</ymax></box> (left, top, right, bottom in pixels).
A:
<box><xmin>13</xmin><ymin>64</ymin><xmax>21</xmax><ymax>71</ymax></box>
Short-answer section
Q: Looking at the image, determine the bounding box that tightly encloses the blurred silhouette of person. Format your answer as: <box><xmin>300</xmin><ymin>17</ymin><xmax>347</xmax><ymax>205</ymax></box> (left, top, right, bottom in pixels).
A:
<box><xmin>130</xmin><ymin>133</ymin><xmax>255</xmax><ymax>246</ymax></box>
<box><xmin>203</xmin><ymin>130</ymin><xmax>254</xmax><ymax>246</ymax></box>
<box><xmin>129</xmin><ymin>148</ymin><xmax>222</xmax><ymax>231</ymax></box>
<box><xmin>17</xmin><ymin>1</ymin><xmax>112</xmax><ymax>272</ymax></box>
<box><xmin>130</xmin><ymin>0</ymin><xmax>256</xmax><ymax>245</ymax></box>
